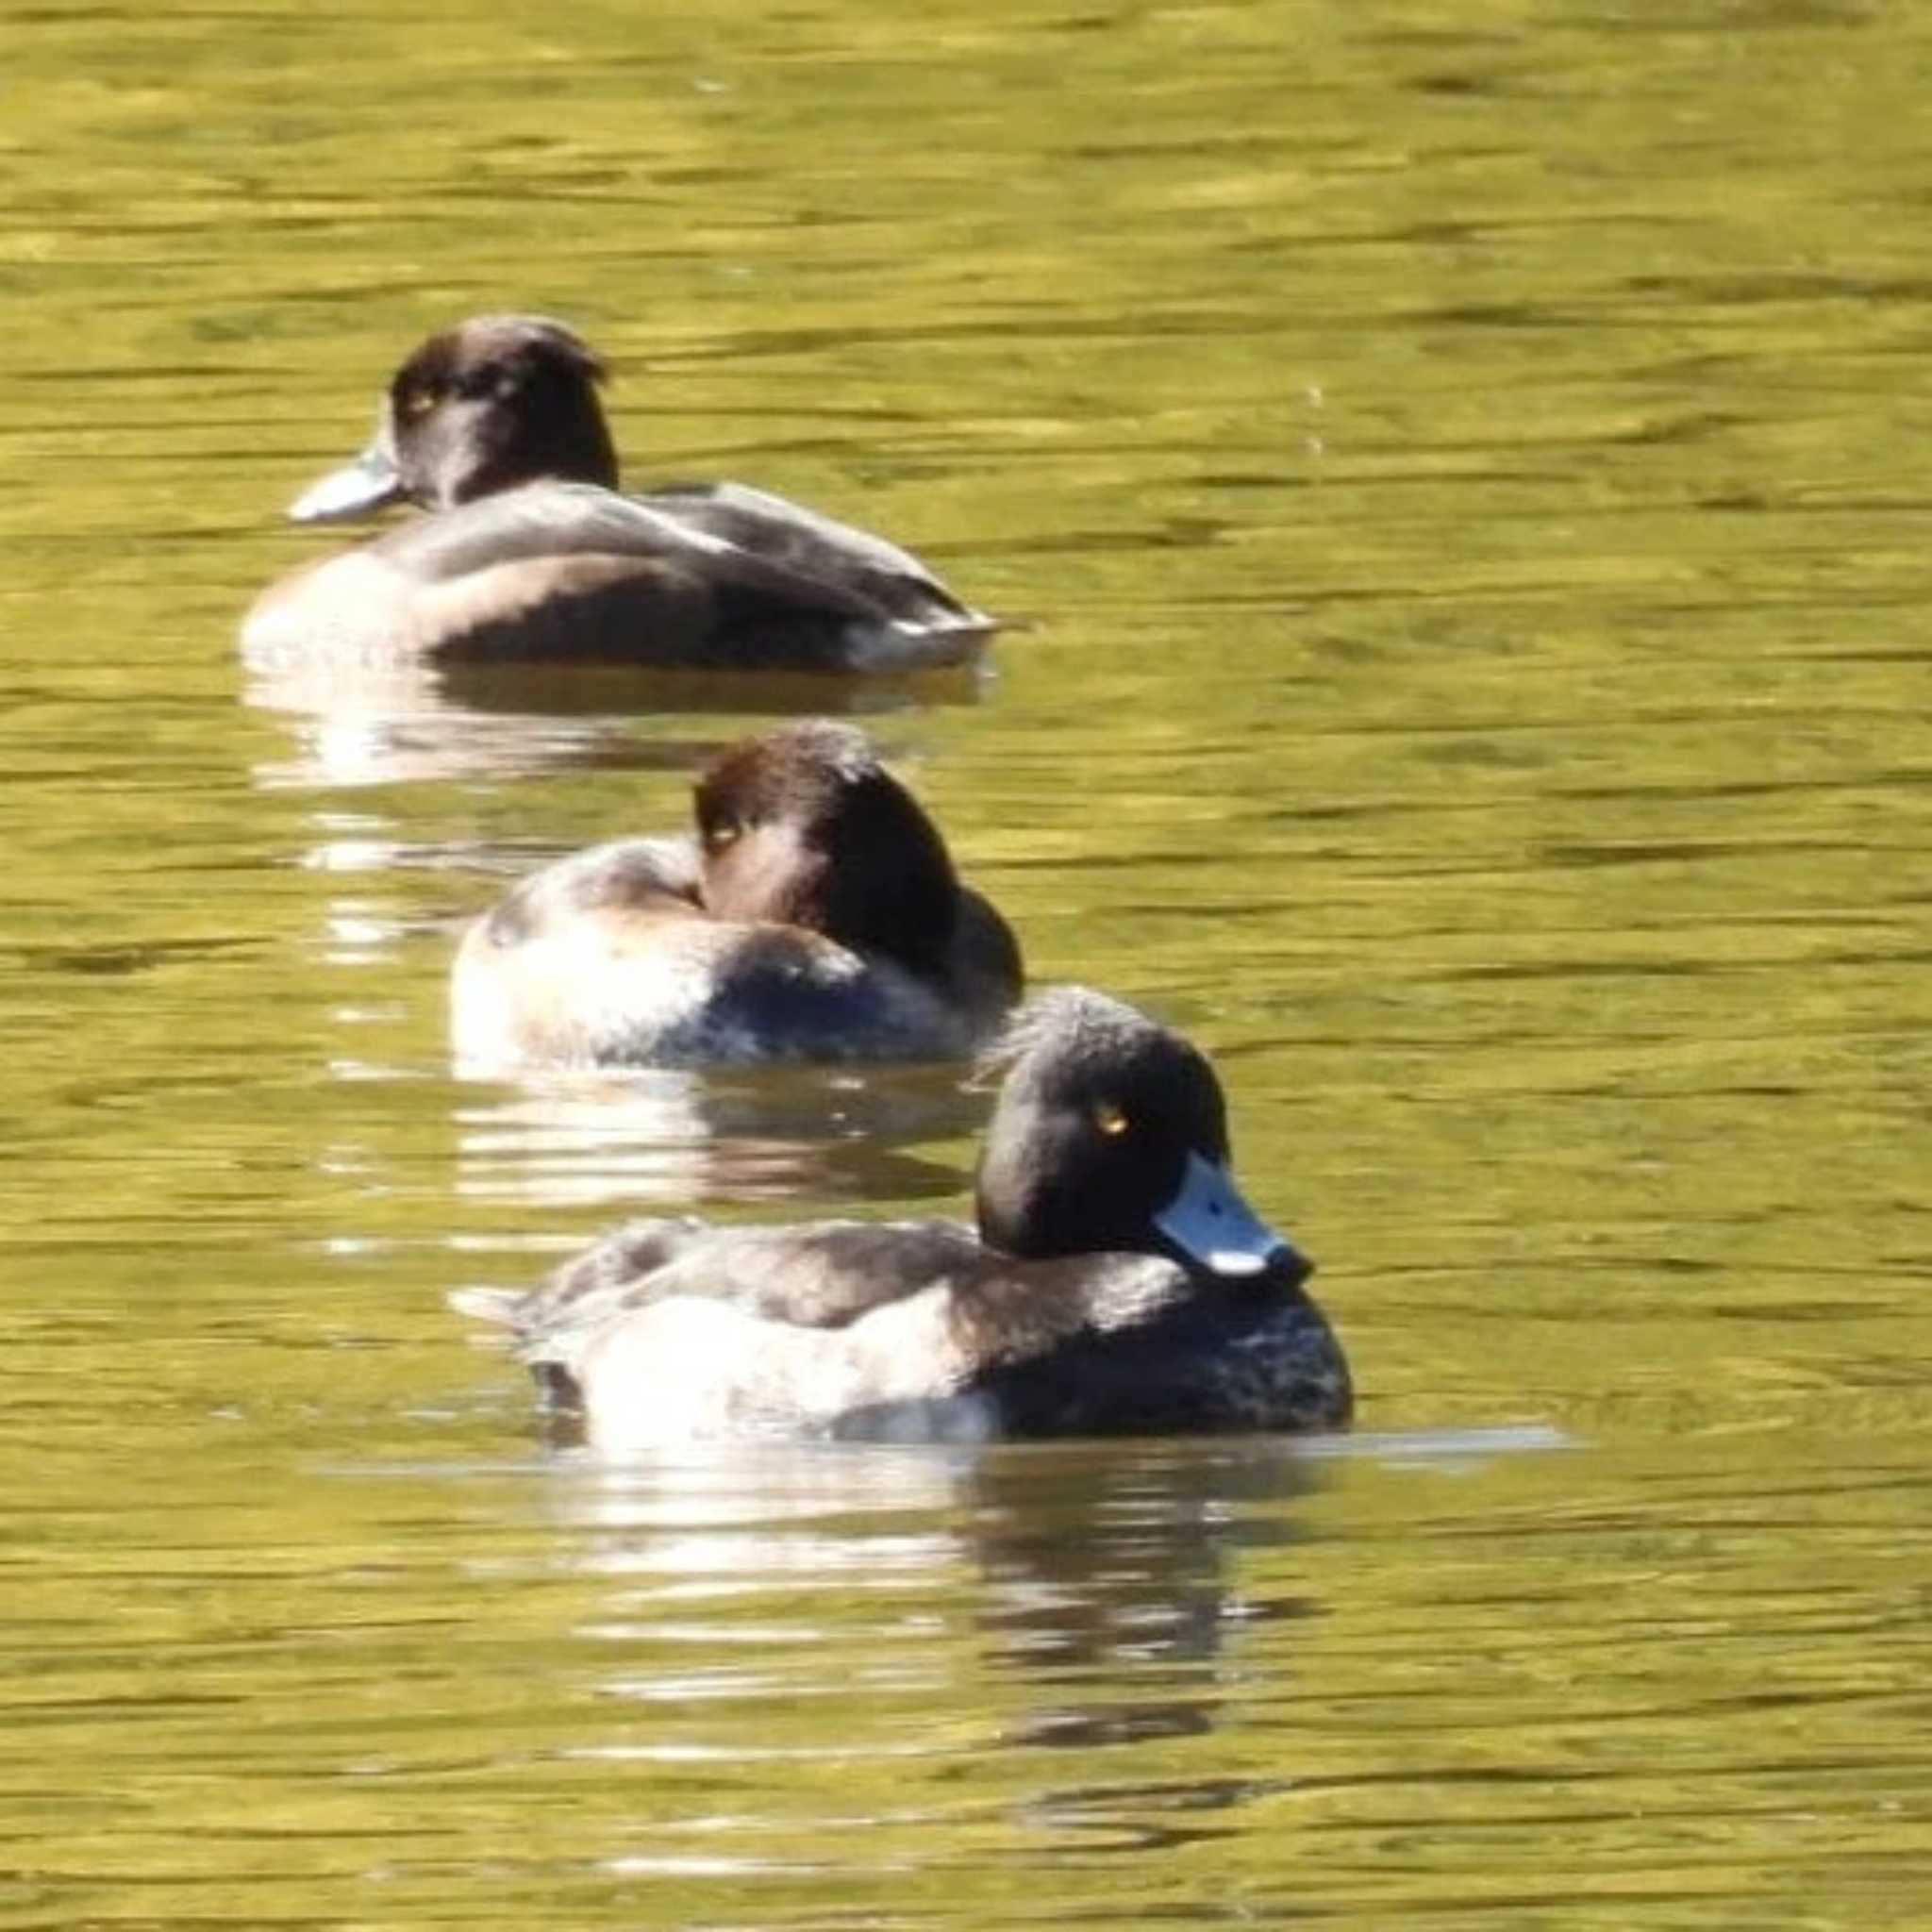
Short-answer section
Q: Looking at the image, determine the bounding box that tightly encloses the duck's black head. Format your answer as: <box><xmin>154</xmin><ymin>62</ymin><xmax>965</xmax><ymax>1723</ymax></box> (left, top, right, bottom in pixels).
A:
<box><xmin>288</xmin><ymin>314</ymin><xmax>620</xmax><ymax>523</ymax></box>
<box><xmin>974</xmin><ymin>987</ymin><xmax>1311</xmax><ymax>1286</ymax></box>
<box><xmin>693</xmin><ymin>721</ymin><xmax>962</xmax><ymax>981</ymax></box>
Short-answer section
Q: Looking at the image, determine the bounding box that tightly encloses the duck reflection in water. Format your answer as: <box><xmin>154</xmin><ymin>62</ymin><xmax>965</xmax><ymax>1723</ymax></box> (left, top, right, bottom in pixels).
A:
<box><xmin>456</xmin><ymin>987</ymin><xmax>1350</xmax><ymax>1446</ymax></box>
<box><xmin>528</xmin><ymin>1437</ymin><xmax>1324</xmax><ymax>1770</ymax></box>
<box><xmin>967</xmin><ymin>1441</ymin><xmax>1323</xmax><ymax>1757</ymax></box>
<box><xmin>244</xmin><ymin>654</ymin><xmax>981</xmax><ymax>792</ymax></box>
<box><xmin>453</xmin><ymin>1059</ymin><xmax>988</xmax><ymax>1214</ymax></box>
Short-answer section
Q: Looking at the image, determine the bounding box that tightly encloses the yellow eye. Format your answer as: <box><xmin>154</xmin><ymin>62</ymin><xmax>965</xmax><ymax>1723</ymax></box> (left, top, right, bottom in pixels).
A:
<box><xmin>1093</xmin><ymin>1102</ymin><xmax>1130</xmax><ymax>1139</ymax></box>
<box><xmin>400</xmin><ymin>385</ymin><xmax>439</xmax><ymax>420</ymax></box>
<box><xmin>704</xmin><ymin>821</ymin><xmax>741</xmax><ymax>853</ymax></box>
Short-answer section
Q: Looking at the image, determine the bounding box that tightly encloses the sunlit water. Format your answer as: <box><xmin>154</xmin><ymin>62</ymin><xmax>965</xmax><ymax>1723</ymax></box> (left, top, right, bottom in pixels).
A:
<box><xmin>6</xmin><ymin>1</ymin><xmax>1932</xmax><ymax>1925</ymax></box>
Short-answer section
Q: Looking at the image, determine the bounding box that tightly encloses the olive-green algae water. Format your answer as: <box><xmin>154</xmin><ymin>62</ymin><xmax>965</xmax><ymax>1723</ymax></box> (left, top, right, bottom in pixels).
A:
<box><xmin>6</xmin><ymin>1</ymin><xmax>1932</xmax><ymax>1925</ymax></box>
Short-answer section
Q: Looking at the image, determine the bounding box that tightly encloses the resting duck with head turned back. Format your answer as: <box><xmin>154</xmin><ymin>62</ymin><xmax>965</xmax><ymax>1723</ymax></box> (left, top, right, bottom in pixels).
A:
<box><xmin>241</xmin><ymin>315</ymin><xmax>994</xmax><ymax>674</ymax></box>
<box><xmin>451</xmin><ymin>719</ymin><xmax>1022</xmax><ymax>1074</ymax></box>
<box><xmin>454</xmin><ymin>986</ymin><xmax>1352</xmax><ymax>1447</ymax></box>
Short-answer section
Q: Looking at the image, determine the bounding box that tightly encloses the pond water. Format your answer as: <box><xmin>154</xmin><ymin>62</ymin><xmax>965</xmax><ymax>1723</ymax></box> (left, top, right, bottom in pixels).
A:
<box><xmin>7</xmin><ymin>0</ymin><xmax>1932</xmax><ymax>1924</ymax></box>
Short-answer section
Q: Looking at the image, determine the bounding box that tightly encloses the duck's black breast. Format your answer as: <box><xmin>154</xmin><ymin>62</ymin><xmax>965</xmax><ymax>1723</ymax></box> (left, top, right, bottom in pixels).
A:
<box><xmin>924</xmin><ymin>1256</ymin><xmax>1354</xmax><ymax>1441</ymax></box>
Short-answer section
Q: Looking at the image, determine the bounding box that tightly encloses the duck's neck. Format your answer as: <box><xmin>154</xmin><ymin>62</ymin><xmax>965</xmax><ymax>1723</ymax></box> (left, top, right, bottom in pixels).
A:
<box><xmin>452</xmin><ymin>397</ymin><xmax>620</xmax><ymax>504</ymax></box>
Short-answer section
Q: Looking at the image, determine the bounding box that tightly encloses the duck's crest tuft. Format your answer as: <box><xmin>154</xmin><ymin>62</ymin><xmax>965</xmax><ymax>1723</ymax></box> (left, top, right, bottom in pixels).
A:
<box><xmin>973</xmin><ymin>983</ymin><xmax>1155</xmax><ymax>1086</ymax></box>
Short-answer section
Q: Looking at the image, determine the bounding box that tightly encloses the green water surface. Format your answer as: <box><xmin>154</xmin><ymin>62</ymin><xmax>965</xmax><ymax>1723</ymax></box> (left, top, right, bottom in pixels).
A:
<box><xmin>5</xmin><ymin>1</ymin><xmax>1932</xmax><ymax>1925</ymax></box>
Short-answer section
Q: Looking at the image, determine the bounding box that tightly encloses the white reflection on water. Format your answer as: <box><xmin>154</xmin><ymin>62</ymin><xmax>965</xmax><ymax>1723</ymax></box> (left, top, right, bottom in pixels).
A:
<box><xmin>453</xmin><ymin>1061</ymin><xmax>983</xmax><ymax>1209</ymax></box>
<box><xmin>1304</xmin><ymin>1423</ymin><xmax>1574</xmax><ymax>1465</ymax></box>
<box><xmin>246</xmin><ymin>657</ymin><xmax>979</xmax><ymax>790</ymax></box>
<box><xmin>245</xmin><ymin>661</ymin><xmax>647</xmax><ymax>789</ymax></box>
<box><xmin>492</xmin><ymin>1429</ymin><xmax>1565</xmax><ymax>1655</ymax></box>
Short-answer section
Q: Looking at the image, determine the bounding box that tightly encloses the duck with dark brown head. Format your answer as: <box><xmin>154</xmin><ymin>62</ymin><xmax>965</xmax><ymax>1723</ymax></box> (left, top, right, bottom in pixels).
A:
<box><xmin>451</xmin><ymin>719</ymin><xmax>1021</xmax><ymax>1073</ymax></box>
<box><xmin>242</xmin><ymin>316</ymin><xmax>993</xmax><ymax>674</ymax></box>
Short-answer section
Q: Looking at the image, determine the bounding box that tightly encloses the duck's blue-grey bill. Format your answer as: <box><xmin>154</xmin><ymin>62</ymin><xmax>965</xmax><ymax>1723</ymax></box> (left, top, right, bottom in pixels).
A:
<box><xmin>287</xmin><ymin>442</ymin><xmax>405</xmax><ymax>524</ymax></box>
<box><xmin>1151</xmin><ymin>1150</ymin><xmax>1310</xmax><ymax>1281</ymax></box>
